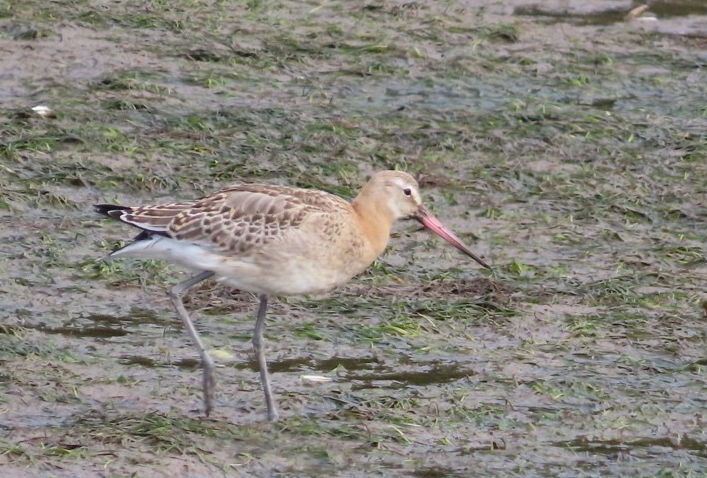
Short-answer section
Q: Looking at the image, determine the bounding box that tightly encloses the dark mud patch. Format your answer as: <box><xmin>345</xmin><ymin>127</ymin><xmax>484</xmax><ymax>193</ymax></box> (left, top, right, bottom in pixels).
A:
<box><xmin>392</xmin><ymin>277</ymin><xmax>512</xmax><ymax>299</ymax></box>
<box><xmin>342</xmin><ymin>277</ymin><xmax>514</xmax><ymax>309</ymax></box>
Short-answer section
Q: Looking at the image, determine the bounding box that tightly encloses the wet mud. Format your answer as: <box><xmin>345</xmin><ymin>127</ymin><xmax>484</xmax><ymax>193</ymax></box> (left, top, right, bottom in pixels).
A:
<box><xmin>1</xmin><ymin>1</ymin><xmax>705</xmax><ymax>477</ymax></box>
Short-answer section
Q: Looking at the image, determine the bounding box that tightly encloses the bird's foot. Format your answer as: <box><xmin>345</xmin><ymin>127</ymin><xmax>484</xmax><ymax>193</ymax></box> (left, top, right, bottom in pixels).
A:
<box><xmin>202</xmin><ymin>359</ymin><xmax>216</xmax><ymax>417</ymax></box>
<box><xmin>266</xmin><ymin>407</ymin><xmax>280</xmax><ymax>422</ymax></box>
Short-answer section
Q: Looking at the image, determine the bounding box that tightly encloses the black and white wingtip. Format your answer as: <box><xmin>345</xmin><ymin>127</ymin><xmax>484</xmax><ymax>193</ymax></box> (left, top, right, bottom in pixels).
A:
<box><xmin>95</xmin><ymin>204</ymin><xmax>131</xmax><ymax>220</ymax></box>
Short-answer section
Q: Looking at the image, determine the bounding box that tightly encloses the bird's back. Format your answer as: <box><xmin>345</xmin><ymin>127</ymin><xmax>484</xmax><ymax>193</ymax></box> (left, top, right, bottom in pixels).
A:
<box><xmin>101</xmin><ymin>183</ymin><xmax>377</xmax><ymax>295</ymax></box>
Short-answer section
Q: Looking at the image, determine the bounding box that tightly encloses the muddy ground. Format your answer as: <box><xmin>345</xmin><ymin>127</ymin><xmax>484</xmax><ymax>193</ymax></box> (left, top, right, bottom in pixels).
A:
<box><xmin>0</xmin><ymin>1</ymin><xmax>705</xmax><ymax>477</ymax></box>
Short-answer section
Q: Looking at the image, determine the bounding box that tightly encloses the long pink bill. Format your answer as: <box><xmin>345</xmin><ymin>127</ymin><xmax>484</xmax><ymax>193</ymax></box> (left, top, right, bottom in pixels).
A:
<box><xmin>416</xmin><ymin>207</ymin><xmax>491</xmax><ymax>269</ymax></box>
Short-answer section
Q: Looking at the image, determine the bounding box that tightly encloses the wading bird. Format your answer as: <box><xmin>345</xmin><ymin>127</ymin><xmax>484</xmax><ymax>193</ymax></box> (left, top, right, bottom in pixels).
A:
<box><xmin>95</xmin><ymin>171</ymin><xmax>490</xmax><ymax>420</ymax></box>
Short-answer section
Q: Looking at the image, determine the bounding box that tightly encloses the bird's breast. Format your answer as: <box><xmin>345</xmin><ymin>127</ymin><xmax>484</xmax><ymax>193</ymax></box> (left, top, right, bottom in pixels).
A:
<box><xmin>211</xmin><ymin>212</ymin><xmax>380</xmax><ymax>296</ymax></box>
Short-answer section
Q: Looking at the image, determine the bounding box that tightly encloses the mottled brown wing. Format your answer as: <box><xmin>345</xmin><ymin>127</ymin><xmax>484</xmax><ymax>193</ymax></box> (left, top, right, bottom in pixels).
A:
<box><xmin>107</xmin><ymin>201</ymin><xmax>197</xmax><ymax>232</ymax></box>
<box><xmin>167</xmin><ymin>184</ymin><xmax>349</xmax><ymax>255</ymax></box>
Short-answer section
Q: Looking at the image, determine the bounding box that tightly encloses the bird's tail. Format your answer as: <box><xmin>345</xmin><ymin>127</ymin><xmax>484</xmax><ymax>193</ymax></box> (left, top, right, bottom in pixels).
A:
<box><xmin>95</xmin><ymin>204</ymin><xmax>166</xmax><ymax>258</ymax></box>
<box><xmin>95</xmin><ymin>203</ymin><xmax>131</xmax><ymax>218</ymax></box>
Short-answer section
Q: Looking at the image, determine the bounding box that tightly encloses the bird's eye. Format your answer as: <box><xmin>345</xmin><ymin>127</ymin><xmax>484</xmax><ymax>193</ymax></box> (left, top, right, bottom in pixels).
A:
<box><xmin>403</xmin><ymin>187</ymin><xmax>412</xmax><ymax>197</ymax></box>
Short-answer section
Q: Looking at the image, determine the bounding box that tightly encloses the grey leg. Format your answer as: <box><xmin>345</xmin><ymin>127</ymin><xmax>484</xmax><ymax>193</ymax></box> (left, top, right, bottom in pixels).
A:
<box><xmin>167</xmin><ymin>270</ymin><xmax>215</xmax><ymax>416</ymax></box>
<box><xmin>253</xmin><ymin>294</ymin><xmax>279</xmax><ymax>421</ymax></box>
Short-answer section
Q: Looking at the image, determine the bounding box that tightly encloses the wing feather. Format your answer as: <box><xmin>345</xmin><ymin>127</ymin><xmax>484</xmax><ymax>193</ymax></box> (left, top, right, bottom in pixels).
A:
<box><xmin>168</xmin><ymin>184</ymin><xmax>350</xmax><ymax>255</ymax></box>
<box><xmin>116</xmin><ymin>202</ymin><xmax>196</xmax><ymax>232</ymax></box>
<box><xmin>98</xmin><ymin>183</ymin><xmax>352</xmax><ymax>257</ymax></box>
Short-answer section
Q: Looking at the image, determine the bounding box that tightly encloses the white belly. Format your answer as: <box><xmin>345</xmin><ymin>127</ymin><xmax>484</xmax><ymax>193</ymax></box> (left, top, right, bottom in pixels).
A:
<box><xmin>110</xmin><ymin>236</ymin><xmax>368</xmax><ymax>296</ymax></box>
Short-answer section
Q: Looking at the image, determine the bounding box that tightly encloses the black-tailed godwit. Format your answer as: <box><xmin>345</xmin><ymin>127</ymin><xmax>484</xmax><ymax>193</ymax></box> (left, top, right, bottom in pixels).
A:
<box><xmin>95</xmin><ymin>170</ymin><xmax>490</xmax><ymax>420</ymax></box>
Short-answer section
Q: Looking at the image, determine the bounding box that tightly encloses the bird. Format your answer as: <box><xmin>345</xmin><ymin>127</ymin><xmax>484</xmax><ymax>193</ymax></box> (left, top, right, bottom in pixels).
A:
<box><xmin>95</xmin><ymin>170</ymin><xmax>491</xmax><ymax>421</ymax></box>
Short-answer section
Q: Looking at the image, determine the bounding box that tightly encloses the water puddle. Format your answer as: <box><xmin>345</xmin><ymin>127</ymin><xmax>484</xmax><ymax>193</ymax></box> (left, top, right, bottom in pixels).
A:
<box><xmin>515</xmin><ymin>0</ymin><xmax>707</xmax><ymax>25</ymax></box>
<box><xmin>266</xmin><ymin>355</ymin><xmax>382</xmax><ymax>374</ymax></box>
<box><xmin>119</xmin><ymin>355</ymin><xmax>200</xmax><ymax>369</ymax></box>
<box><xmin>29</xmin><ymin>325</ymin><xmax>129</xmax><ymax>338</ymax></box>
<box><xmin>116</xmin><ymin>354</ymin><xmax>383</xmax><ymax>374</ymax></box>
<box><xmin>113</xmin><ymin>352</ymin><xmax>474</xmax><ymax>389</ymax></box>
<box><xmin>648</xmin><ymin>0</ymin><xmax>707</xmax><ymax>17</ymax></box>
<box><xmin>83</xmin><ymin>308</ymin><xmax>169</xmax><ymax>327</ymax></box>
<box><xmin>348</xmin><ymin>362</ymin><xmax>475</xmax><ymax>389</ymax></box>
<box><xmin>552</xmin><ymin>435</ymin><xmax>706</xmax><ymax>456</ymax></box>
<box><xmin>266</xmin><ymin>356</ymin><xmax>474</xmax><ymax>388</ymax></box>
<box><xmin>21</xmin><ymin>308</ymin><xmax>169</xmax><ymax>339</ymax></box>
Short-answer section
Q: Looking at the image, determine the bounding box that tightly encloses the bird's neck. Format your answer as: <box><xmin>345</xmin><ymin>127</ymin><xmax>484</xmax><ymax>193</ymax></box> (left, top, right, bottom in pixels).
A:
<box><xmin>351</xmin><ymin>194</ymin><xmax>394</xmax><ymax>258</ymax></box>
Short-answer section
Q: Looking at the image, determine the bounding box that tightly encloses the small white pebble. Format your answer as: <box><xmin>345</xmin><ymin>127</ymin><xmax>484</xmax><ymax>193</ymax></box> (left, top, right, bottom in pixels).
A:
<box><xmin>300</xmin><ymin>374</ymin><xmax>333</xmax><ymax>383</ymax></box>
<box><xmin>31</xmin><ymin>105</ymin><xmax>52</xmax><ymax>117</ymax></box>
